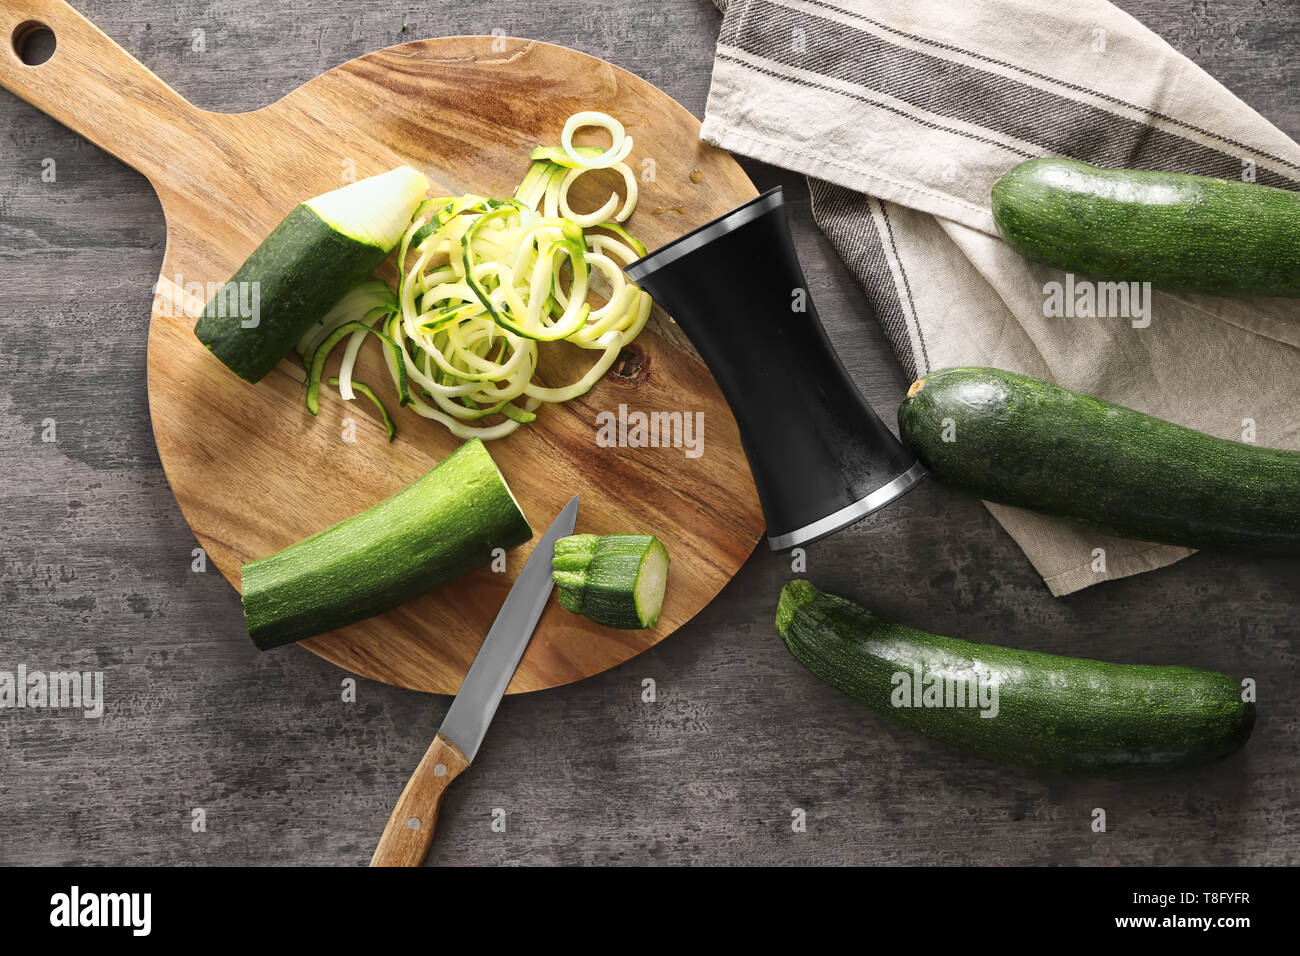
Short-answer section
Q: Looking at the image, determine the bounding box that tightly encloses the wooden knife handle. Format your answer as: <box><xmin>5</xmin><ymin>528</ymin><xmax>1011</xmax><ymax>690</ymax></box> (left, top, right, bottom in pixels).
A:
<box><xmin>369</xmin><ymin>734</ymin><xmax>470</xmax><ymax>867</ymax></box>
<box><xmin>0</xmin><ymin>0</ymin><xmax>205</xmax><ymax>181</ymax></box>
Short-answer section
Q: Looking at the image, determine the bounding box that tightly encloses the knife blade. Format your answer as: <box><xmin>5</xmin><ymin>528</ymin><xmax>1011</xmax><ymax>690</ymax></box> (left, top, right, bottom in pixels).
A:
<box><xmin>369</xmin><ymin>494</ymin><xmax>579</xmax><ymax>867</ymax></box>
<box><xmin>438</xmin><ymin>493</ymin><xmax>579</xmax><ymax>761</ymax></box>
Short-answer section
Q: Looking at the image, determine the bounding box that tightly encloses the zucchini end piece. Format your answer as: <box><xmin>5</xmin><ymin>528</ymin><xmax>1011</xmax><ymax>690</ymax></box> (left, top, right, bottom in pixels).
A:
<box><xmin>776</xmin><ymin>579</ymin><xmax>820</xmax><ymax>638</ymax></box>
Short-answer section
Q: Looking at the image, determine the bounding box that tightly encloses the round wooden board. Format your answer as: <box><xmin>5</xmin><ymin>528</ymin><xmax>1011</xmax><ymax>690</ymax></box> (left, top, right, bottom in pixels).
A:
<box><xmin>0</xmin><ymin>9</ymin><xmax>763</xmax><ymax>693</ymax></box>
<box><xmin>27</xmin><ymin>30</ymin><xmax>762</xmax><ymax>693</ymax></box>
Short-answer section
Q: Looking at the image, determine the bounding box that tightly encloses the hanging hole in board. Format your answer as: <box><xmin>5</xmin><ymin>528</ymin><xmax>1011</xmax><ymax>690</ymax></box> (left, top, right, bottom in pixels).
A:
<box><xmin>13</xmin><ymin>21</ymin><xmax>56</xmax><ymax>66</ymax></box>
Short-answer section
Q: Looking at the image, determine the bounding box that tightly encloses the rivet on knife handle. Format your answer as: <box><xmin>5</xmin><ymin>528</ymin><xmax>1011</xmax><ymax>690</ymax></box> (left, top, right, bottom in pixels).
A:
<box><xmin>369</xmin><ymin>734</ymin><xmax>469</xmax><ymax>867</ymax></box>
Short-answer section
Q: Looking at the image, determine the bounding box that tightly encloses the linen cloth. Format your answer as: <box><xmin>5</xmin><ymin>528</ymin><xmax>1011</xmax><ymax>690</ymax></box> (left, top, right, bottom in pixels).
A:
<box><xmin>702</xmin><ymin>0</ymin><xmax>1300</xmax><ymax>594</ymax></box>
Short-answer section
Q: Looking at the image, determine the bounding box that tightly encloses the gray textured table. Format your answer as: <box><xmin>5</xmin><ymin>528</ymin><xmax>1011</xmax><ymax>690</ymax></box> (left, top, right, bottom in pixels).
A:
<box><xmin>1</xmin><ymin>0</ymin><xmax>1296</xmax><ymax>866</ymax></box>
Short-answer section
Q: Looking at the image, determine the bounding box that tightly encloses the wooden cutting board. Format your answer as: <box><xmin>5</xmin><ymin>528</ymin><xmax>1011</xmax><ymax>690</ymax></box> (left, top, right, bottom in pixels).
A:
<box><xmin>0</xmin><ymin>0</ymin><xmax>763</xmax><ymax>693</ymax></box>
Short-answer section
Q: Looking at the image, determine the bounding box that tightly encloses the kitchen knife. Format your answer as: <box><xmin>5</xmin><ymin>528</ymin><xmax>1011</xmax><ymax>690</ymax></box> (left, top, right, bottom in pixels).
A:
<box><xmin>369</xmin><ymin>494</ymin><xmax>579</xmax><ymax>867</ymax></box>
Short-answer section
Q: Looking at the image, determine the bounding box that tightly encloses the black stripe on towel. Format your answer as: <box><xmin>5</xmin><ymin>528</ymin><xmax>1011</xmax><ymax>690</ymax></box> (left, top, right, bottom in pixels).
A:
<box><xmin>809</xmin><ymin>179</ymin><xmax>928</xmax><ymax>380</ymax></box>
<box><xmin>727</xmin><ymin>0</ymin><xmax>1300</xmax><ymax>189</ymax></box>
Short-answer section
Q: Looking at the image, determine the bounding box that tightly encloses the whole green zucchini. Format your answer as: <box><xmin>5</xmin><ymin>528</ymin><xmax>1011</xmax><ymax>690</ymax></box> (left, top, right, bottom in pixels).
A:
<box><xmin>777</xmin><ymin>581</ymin><xmax>1255</xmax><ymax>774</ymax></box>
<box><xmin>992</xmin><ymin>158</ymin><xmax>1300</xmax><ymax>296</ymax></box>
<box><xmin>195</xmin><ymin>166</ymin><xmax>428</xmax><ymax>382</ymax></box>
<box><xmin>241</xmin><ymin>438</ymin><xmax>531</xmax><ymax>650</ymax></box>
<box><xmin>898</xmin><ymin>366</ymin><xmax>1300</xmax><ymax>553</ymax></box>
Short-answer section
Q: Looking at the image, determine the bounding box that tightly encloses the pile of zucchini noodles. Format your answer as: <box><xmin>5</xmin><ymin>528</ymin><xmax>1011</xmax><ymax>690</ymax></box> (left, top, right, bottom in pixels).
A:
<box><xmin>297</xmin><ymin>111</ymin><xmax>652</xmax><ymax>441</ymax></box>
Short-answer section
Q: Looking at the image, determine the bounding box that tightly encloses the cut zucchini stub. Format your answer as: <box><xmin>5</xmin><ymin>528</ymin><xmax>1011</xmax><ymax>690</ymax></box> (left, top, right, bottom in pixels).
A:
<box><xmin>552</xmin><ymin>534</ymin><xmax>670</xmax><ymax>629</ymax></box>
<box><xmin>194</xmin><ymin>165</ymin><xmax>429</xmax><ymax>383</ymax></box>
<box><xmin>304</xmin><ymin>166</ymin><xmax>430</xmax><ymax>251</ymax></box>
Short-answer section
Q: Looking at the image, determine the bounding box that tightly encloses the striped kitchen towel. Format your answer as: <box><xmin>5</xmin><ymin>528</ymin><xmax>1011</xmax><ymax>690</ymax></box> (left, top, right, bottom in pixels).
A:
<box><xmin>702</xmin><ymin>0</ymin><xmax>1300</xmax><ymax>595</ymax></box>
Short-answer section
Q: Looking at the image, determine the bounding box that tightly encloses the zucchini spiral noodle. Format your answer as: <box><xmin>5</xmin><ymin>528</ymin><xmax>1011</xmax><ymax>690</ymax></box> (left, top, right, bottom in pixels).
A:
<box><xmin>298</xmin><ymin>111</ymin><xmax>653</xmax><ymax>441</ymax></box>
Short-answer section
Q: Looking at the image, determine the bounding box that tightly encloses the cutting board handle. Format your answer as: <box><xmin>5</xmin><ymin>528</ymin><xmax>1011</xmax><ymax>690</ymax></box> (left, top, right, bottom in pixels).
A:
<box><xmin>0</xmin><ymin>0</ymin><xmax>206</xmax><ymax>183</ymax></box>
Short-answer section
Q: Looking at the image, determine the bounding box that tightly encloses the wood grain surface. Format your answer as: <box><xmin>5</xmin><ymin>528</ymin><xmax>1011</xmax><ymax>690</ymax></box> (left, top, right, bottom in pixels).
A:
<box><xmin>0</xmin><ymin>2</ymin><xmax>764</xmax><ymax>694</ymax></box>
<box><xmin>1</xmin><ymin>0</ymin><xmax>1297</xmax><ymax>867</ymax></box>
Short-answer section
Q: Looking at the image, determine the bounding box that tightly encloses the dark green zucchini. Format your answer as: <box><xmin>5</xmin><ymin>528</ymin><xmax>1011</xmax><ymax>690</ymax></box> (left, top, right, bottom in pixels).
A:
<box><xmin>241</xmin><ymin>438</ymin><xmax>531</xmax><ymax>650</ymax></box>
<box><xmin>992</xmin><ymin>158</ymin><xmax>1300</xmax><ymax>296</ymax></box>
<box><xmin>195</xmin><ymin>166</ymin><xmax>428</xmax><ymax>382</ymax></box>
<box><xmin>898</xmin><ymin>366</ymin><xmax>1300</xmax><ymax>553</ymax></box>
<box><xmin>777</xmin><ymin>580</ymin><xmax>1255</xmax><ymax>775</ymax></box>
